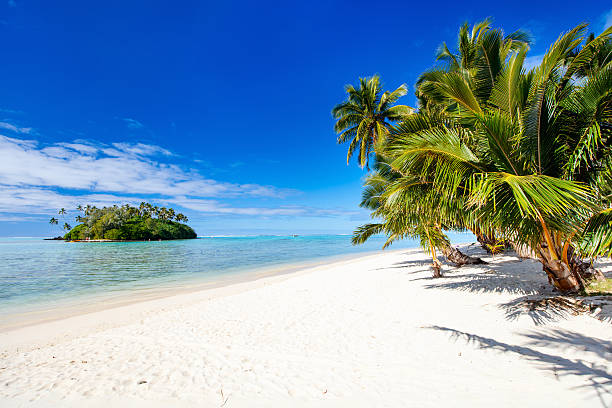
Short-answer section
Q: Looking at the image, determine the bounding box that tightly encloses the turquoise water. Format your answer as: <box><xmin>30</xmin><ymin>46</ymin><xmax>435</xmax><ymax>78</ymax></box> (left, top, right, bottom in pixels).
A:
<box><xmin>0</xmin><ymin>233</ymin><xmax>474</xmax><ymax>314</ymax></box>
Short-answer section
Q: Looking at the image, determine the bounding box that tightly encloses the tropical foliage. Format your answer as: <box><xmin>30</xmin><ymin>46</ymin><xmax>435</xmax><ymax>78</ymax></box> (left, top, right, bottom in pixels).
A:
<box><xmin>332</xmin><ymin>75</ymin><xmax>413</xmax><ymax>168</ymax></box>
<box><xmin>338</xmin><ymin>20</ymin><xmax>612</xmax><ymax>293</ymax></box>
<box><xmin>60</xmin><ymin>202</ymin><xmax>196</xmax><ymax>241</ymax></box>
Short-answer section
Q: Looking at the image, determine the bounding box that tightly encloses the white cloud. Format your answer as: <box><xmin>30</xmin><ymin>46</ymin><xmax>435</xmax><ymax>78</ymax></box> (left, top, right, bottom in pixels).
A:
<box><xmin>0</xmin><ymin>135</ymin><xmax>361</xmax><ymax>220</ymax></box>
<box><xmin>123</xmin><ymin>118</ymin><xmax>144</xmax><ymax>129</ymax></box>
<box><xmin>0</xmin><ymin>185</ymin><xmax>144</xmax><ymax>214</ymax></box>
<box><xmin>111</xmin><ymin>142</ymin><xmax>172</xmax><ymax>157</ymax></box>
<box><xmin>0</xmin><ymin>185</ymin><xmax>347</xmax><ymax>219</ymax></box>
<box><xmin>0</xmin><ymin>131</ymin><xmax>358</xmax><ymax>221</ymax></box>
<box><xmin>0</xmin><ymin>135</ymin><xmax>293</xmax><ymax>199</ymax></box>
<box><xmin>0</xmin><ymin>121</ymin><xmax>32</xmax><ymax>134</ymax></box>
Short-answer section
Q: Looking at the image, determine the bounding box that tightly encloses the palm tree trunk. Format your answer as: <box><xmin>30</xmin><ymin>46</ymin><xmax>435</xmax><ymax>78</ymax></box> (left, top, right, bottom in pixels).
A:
<box><xmin>425</xmin><ymin>230</ymin><xmax>443</xmax><ymax>278</ymax></box>
<box><xmin>431</xmin><ymin>260</ymin><xmax>442</xmax><ymax>278</ymax></box>
<box><xmin>537</xmin><ymin>244</ymin><xmax>581</xmax><ymax>293</ymax></box>
<box><xmin>535</xmin><ymin>215</ymin><xmax>583</xmax><ymax>293</ymax></box>
<box><xmin>536</xmin><ymin>239</ymin><xmax>605</xmax><ymax>293</ymax></box>
<box><xmin>440</xmin><ymin>243</ymin><xmax>487</xmax><ymax>266</ymax></box>
<box><xmin>565</xmin><ymin>245</ymin><xmax>606</xmax><ymax>282</ymax></box>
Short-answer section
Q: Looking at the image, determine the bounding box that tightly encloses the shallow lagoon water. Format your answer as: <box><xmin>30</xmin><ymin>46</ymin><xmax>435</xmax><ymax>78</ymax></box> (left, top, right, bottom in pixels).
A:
<box><xmin>0</xmin><ymin>233</ymin><xmax>475</xmax><ymax>315</ymax></box>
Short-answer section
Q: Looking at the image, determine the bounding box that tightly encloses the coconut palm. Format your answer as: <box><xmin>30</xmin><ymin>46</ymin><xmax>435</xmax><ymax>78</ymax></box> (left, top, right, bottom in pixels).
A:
<box><xmin>384</xmin><ymin>24</ymin><xmax>611</xmax><ymax>292</ymax></box>
<box><xmin>352</xmin><ymin>156</ymin><xmax>484</xmax><ymax>277</ymax></box>
<box><xmin>332</xmin><ymin>75</ymin><xmax>413</xmax><ymax>168</ymax></box>
<box><xmin>413</xmin><ymin>20</ymin><xmax>530</xmax><ymax>253</ymax></box>
<box><xmin>417</xmin><ymin>19</ymin><xmax>530</xmax><ymax>113</ymax></box>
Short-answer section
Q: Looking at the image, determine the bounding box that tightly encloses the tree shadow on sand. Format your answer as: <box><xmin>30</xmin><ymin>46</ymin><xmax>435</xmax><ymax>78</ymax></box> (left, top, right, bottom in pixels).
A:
<box><xmin>403</xmin><ymin>250</ymin><xmax>612</xmax><ymax>324</ymax></box>
<box><xmin>427</xmin><ymin>326</ymin><xmax>612</xmax><ymax>407</ymax></box>
<box><xmin>501</xmin><ymin>295</ymin><xmax>612</xmax><ymax>324</ymax></box>
<box><xmin>419</xmin><ymin>256</ymin><xmax>549</xmax><ymax>296</ymax></box>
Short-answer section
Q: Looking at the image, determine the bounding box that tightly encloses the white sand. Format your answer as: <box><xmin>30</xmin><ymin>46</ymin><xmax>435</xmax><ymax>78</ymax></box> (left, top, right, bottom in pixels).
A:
<box><xmin>1</xmin><ymin>246</ymin><xmax>611</xmax><ymax>407</ymax></box>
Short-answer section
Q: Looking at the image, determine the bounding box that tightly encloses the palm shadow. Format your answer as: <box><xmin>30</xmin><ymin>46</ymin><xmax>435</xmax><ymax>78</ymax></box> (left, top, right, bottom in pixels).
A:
<box><xmin>428</xmin><ymin>325</ymin><xmax>612</xmax><ymax>406</ymax></box>
<box><xmin>501</xmin><ymin>295</ymin><xmax>612</xmax><ymax>324</ymax></box>
<box><xmin>420</xmin><ymin>256</ymin><xmax>549</xmax><ymax>296</ymax></box>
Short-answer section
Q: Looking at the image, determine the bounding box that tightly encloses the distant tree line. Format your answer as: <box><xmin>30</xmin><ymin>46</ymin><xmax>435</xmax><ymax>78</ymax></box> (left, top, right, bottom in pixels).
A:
<box><xmin>51</xmin><ymin>202</ymin><xmax>196</xmax><ymax>241</ymax></box>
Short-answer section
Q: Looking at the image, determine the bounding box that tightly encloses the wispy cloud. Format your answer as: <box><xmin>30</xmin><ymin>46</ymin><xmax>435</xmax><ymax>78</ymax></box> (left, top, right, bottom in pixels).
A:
<box><xmin>0</xmin><ymin>121</ymin><xmax>32</xmax><ymax>134</ymax></box>
<box><xmin>170</xmin><ymin>196</ymin><xmax>351</xmax><ymax>217</ymax></box>
<box><xmin>122</xmin><ymin>118</ymin><xmax>144</xmax><ymax>129</ymax></box>
<box><xmin>0</xmin><ymin>185</ymin><xmax>352</xmax><ymax>219</ymax></box>
<box><xmin>0</xmin><ymin>135</ymin><xmax>360</xmax><ymax>220</ymax></box>
<box><xmin>111</xmin><ymin>142</ymin><xmax>173</xmax><ymax>157</ymax></box>
<box><xmin>7</xmin><ymin>0</ymin><xmax>16</xmax><ymax>8</ymax></box>
<box><xmin>0</xmin><ymin>135</ymin><xmax>293</xmax><ymax>199</ymax></box>
<box><xmin>0</xmin><ymin>108</ymin><xmax>24</xmax><ymax>115</ymax></box>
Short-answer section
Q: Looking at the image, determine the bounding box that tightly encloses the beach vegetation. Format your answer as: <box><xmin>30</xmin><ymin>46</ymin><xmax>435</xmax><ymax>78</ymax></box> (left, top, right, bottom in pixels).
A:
<box><xmin>61</xmin><ymin>202</ymin><xmax>196</xmax><ymax>241</ymax></box>
<box><xmin>332</xmin><ymin>75</ymin><xmax>413</xmax><ymax>169</ymax></box>
<box><xmin>339</xmin><ymin>20</ymin><xmax>612</xmax><ymax>292</ymax></box>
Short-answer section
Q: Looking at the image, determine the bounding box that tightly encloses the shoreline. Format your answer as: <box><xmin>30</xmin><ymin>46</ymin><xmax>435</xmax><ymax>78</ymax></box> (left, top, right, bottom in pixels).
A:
<box><xmin>1</xmin><ymin>244</ymin><xmax>610</xmax><ymax>407</ymax></box>
<box><xmin>0</xmin><ymin>247</ymin><xmax>417</xmax><ymax>344</ymax></box>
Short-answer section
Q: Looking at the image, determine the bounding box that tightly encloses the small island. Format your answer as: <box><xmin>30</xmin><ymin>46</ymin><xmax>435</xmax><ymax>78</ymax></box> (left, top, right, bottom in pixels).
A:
<box><xmin>50</xmin><ymin>202</ymin><xmax>197</xmax><ymax>241</ymax></box>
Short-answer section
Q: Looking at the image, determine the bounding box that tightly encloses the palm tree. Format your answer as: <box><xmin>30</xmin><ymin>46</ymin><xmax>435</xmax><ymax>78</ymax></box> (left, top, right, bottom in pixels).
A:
<box><xmin>352</xmin><ymin>156</ymin><xmax>484</xmax><ymax>277</ymax></box>
<box><xmin>63</xmin><ymin>222</ymin><xmax>72</xmax><ymax>231</ymax></box>
<box><xmin>385</xmin><ymin>24</ymin><xmax>611</xmax><ymax>292</ymax></box>
<box><xmin>49</xmin><ymin>217</ymin><xmax>59</xmax><ymax>237</ymax></box>
<box><xmin>413</xmin><ymin>20</ymin><xmax>530</xmax><ymax>253</ymax></box>
<box><xmin>417</xmin><ymin>19</ymin><xmax>530</xmax><ymax>113</ymax></box>
<box><xmin>332</xmin><ymin>75</ymin><xmax>413</xmax><ymax>168</ymax></box>
<box><xmin>167</xmin><ymin>208</ymin><xmax>176</xmax><ymax>221</ymax></box>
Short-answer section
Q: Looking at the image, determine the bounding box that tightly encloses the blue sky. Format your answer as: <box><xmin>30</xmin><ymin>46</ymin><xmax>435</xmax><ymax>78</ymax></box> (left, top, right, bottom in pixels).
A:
<box><xmin>1</xmin><ymin>1</ymin><xmax>611</xmax><ymax>236</ymax></box>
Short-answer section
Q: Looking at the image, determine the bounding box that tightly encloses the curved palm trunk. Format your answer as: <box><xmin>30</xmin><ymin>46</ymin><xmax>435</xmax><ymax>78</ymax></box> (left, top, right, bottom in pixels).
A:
<box><xmin>537</xmin><ymin>245</ymin><xmax>582</xmax><ymax>293</ymax></box>
<box><xmin>431</xmin><ymin>258</ymin><xmax>442</xmax><ymax>278</ymax></box>
<box><xmin>440</xmin><ymin>243</ymin><xmax>487</xmax><ymax>266</ymax></box>
<box><xmin>425</xmin><ymin>230</ymin><xmax>442</xmax><ymax>278</ymax></box>
<box><xmin>535</xmin><ymin>216</ymin><xmax>584</xmax><ymax>293</ymax></box>
<box><xmin>537</xmin><ymin>236</ymin><xmax>605</xmax><ymax>294</ymax></box>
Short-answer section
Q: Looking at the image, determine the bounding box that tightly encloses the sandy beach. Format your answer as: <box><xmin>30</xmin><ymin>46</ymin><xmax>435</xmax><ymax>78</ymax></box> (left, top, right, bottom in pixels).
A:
<box><xmin>1</xmin><ymin>245</ymin><xmax>611</xmax><ymax>407</ymax></box>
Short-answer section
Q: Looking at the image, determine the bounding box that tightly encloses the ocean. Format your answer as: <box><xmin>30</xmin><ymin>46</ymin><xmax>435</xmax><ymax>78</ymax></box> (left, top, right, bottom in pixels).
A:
<box><xmin>0</xmin><ymin>233</ymin><xmax>475</xmax><ymax>316</ymax></box>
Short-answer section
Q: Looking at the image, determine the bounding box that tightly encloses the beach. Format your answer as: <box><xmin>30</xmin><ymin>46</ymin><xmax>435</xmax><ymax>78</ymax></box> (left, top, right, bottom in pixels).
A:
<box><xmin>1</xmin><ymin>245</ymin><xmax>611</xmax><ymax>407</ymax></box>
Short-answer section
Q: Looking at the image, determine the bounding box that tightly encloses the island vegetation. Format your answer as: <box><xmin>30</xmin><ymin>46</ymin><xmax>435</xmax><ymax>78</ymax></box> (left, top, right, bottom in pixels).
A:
<box><xmin>50</xmin><ymin>202</ymin><xmax>196</xmax><ymax>241</ymax></box>
<box><xmin>334</xmin><ymin>20</ymin><xmax>612</xmax><ymax>294</ymax></box>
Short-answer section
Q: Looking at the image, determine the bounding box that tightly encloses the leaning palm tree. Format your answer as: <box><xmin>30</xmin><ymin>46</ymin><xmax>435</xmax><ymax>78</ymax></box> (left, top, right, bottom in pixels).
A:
<box><xmin>385</xmin><ymin>24</ymin><xmax>611</xmax><ymax>292</ymax></box>
<box><xmin>352</xmin><ymin>156</ymin><xmax>484</xmax><ymax>277</ymax></box>
<box><xmin>414</xmin><ymin>20</ymin><xmax>530</xmax><ymax>253</ymax></box>
<box><xmin>332</xmin><ymin>75</ymin><xmax>413</xmax><ymax>168</ymax></box>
